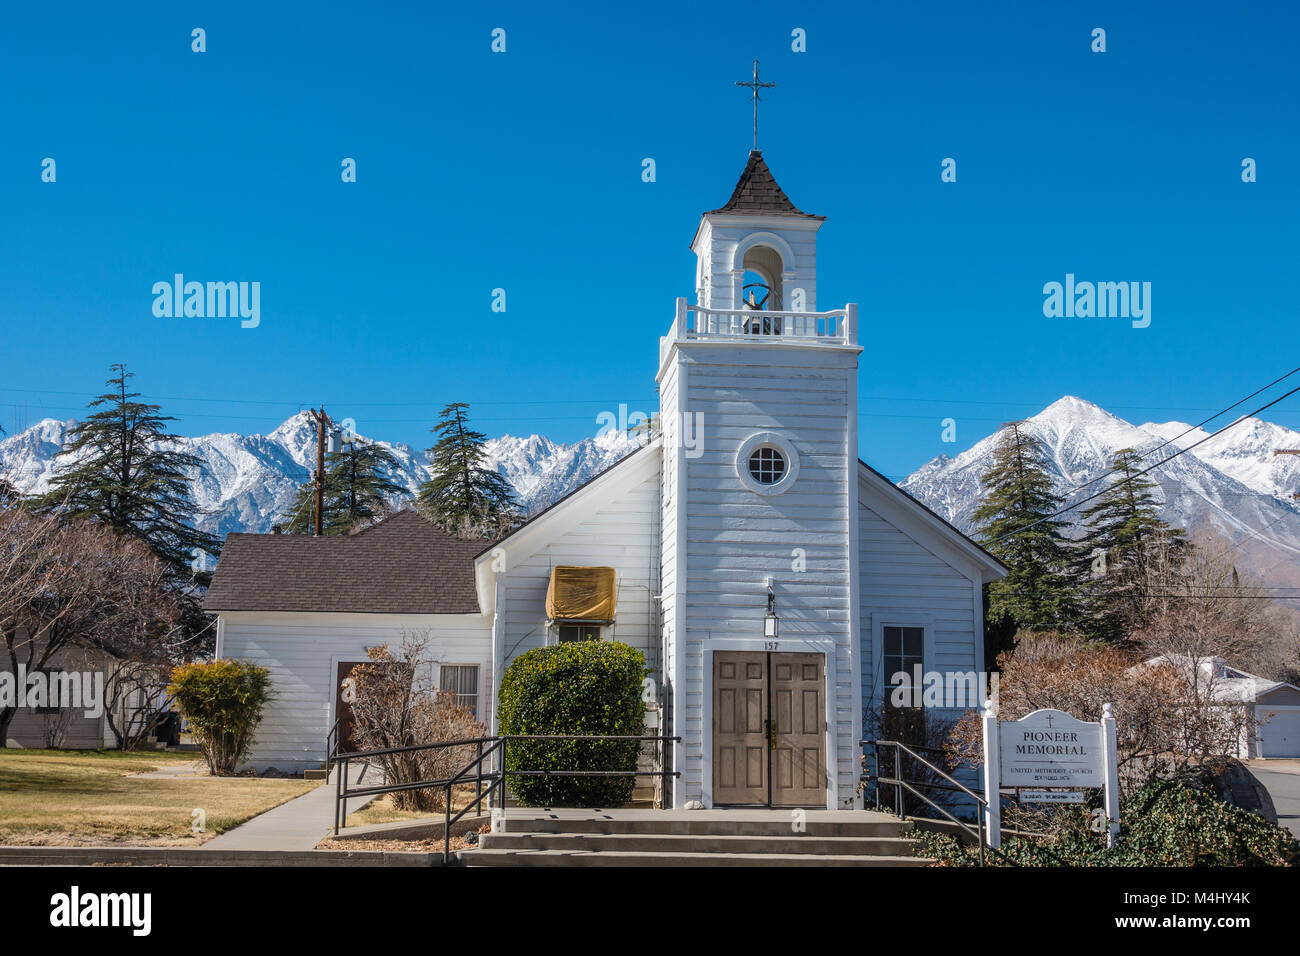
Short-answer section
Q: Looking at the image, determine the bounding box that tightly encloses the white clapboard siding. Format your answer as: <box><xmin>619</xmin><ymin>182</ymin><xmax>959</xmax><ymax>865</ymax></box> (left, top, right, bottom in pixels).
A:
<box><xmin>858</xmin><ymin>499</ymin><xmax>980</xmax><ymax>714</ymax></box>
<box><xmin>659</xmin><ymin>361</ymin><xmax>682</xmax><ymax>749</ymax></box>
<box><xmin>856</xmin><ymin>487</ymin><xmax>988</xmax><ymax>801</ymax></box>
<box><xmin>217</xmin><ymin>610</ymin><xmax>492</xmax><ymax>771</ymax></box>
<box><xmin>498</xmin><ymin>467</ymin><xmax>662</xmax><ymax>675</ymax></box>
<box><xmin>669</xmin><ymin>345</ymin><xmax>859</xmax><ymax>805</ymax></box>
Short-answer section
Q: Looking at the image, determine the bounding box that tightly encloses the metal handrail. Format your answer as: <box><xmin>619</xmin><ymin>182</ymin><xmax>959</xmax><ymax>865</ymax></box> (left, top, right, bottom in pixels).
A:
<box><xmin>863</xmin><ymin>738</ymin><xmax>1007</xmax><ymax>866</ymax></box>
<box><xmin>441</xmin><ymin>737</ymin><xmax>506</xmax><ymax>862</ymax></box>
<box><xmin>325</xmin><ymin>718</ymin><xmax>341</xmax><ymax>773</ymax></box>
<box><xmin>332</xmin><ymin>733</ymin><xmax>682</xmax><ymax>863</ymax></box>
<box><xmin>332</xmin><ymin>735</ymin><xmax>500</xmax><ymax>835</ymax></box>
<box><xmin>333</xmin><ymin>734</ymin><xmax>497</xmax><ymax>762</ymax></box>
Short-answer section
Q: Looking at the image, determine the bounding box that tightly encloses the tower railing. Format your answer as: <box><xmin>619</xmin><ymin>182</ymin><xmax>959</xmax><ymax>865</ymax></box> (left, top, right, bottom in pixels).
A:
<box><xmin>660</xmin><ymin>298</ymin><xmax>857</xmax><ymax>366</ymax></box>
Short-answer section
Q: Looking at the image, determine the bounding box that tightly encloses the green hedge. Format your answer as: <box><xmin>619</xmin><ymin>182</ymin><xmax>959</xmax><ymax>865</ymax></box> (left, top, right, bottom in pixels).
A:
<box><xmin>920</xmin><ymin>779</ymin><xmax>1300</xmax><ymax>867</ymax></box>
<box><xmin>498</xmin><ymin>641</ymin><xmax>647</xmax><ymax>807</ymax></box>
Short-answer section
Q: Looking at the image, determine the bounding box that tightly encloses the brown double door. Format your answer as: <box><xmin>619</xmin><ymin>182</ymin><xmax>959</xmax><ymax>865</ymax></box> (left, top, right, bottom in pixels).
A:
<box><xmin>712</xmin><ymin>650</ymin><xmax>826</xmax><ymax>807</ymax></box>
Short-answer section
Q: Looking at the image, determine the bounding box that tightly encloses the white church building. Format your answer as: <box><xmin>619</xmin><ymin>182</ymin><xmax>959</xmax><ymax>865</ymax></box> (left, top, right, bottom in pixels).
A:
<box><xmin>205</xmin><ymin>149</ymin><xmax>1007</xmax><ymax>809</ymax></box>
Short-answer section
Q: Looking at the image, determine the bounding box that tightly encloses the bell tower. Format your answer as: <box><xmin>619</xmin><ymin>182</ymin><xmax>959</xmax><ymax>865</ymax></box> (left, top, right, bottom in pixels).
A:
<box><xmin>658</xmin><ymin>135</ymin><xmax>861</xmax><ymax>809</ymax></box>
<box><xmin>691</xmin><ymin>150</ymin><xmax>825</xmax><ymax>312</ymax></box>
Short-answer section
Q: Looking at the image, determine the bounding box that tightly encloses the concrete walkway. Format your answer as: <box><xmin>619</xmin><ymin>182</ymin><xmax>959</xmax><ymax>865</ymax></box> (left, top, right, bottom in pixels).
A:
<box><xmin>202</xmin><ymin>762</ymin><xmax>380</xmax><ymax>851</ymax></box>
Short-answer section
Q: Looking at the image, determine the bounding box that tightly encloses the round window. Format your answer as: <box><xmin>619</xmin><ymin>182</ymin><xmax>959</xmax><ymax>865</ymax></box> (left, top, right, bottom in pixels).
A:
<box><xmin>735</xmin><ymin>432</ymin><xmax>800</xmax><ymax>496</ymax></box>
<box><xmin>748</xmin><ymin>446</ymin><xmax>787</xmax><ymax>485</ymax></box>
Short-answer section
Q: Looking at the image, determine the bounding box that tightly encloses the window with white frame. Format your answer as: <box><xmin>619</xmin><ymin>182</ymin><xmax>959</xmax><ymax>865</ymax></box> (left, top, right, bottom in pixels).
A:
<box><xmin>882</xmin><ymin>626</ymin><xmax>924</xmax><ymax>708</ymax></box>
<box><xmin>439</xmin><ymin>664</ymin><xmax>479</xmax><ymax>717</ymax></box>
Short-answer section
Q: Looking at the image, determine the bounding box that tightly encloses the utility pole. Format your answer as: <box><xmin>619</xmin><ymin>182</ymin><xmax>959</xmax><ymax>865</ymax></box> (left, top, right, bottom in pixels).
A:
<box><xmin>1272</xmin><ymin>449</ymin><xmax>1300</xmax><ymax>499</ymax></box>
<box><xmin>309</xmin><ymin>407</ymin><xmax>331</xmax><ymax>535</ymax></box>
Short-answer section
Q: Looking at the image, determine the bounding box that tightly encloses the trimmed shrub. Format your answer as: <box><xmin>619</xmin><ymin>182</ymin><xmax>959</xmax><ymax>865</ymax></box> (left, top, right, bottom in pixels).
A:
<box><xmin>498</xmin><ymin>641</ymin><xmax>646</xmax><ymax>807</ymax></box>
<box><xmin>169</xmin><ymin>659</ymin><xmax>272</xmax><ymax>775</ymax></box>
<box><xmin>920</xmin><ymin>779</ymin><xmax>1300</xmax><ymax>867</ymax></box>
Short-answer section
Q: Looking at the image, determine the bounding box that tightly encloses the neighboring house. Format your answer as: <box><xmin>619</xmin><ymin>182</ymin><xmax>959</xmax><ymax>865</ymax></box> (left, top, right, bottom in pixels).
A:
<box><xmin>205</xmin><ymin>149</ymin><xmax>1009</xmax><ymax>807</ymax></box>
<box><xmin>204</xmin><ymin>510</ymin><xmax>493</xmax><ymax>767</ymax></box>
<box><xmin>1142</xmin><ymin>654</ymin><xmax>1300</xmax><ymax>759</ymax></box>
<box><xmin>1</xmin><ymin>635</ymin><xmax>161</xmax><ymax>750</ymax></box>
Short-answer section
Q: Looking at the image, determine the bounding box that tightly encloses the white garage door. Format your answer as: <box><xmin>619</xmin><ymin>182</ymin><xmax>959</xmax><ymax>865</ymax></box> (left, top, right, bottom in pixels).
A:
<box><xmin>1258</xmin><ymin>708</ymin><xmax>1300</xmax><ymax>758</ymax></box>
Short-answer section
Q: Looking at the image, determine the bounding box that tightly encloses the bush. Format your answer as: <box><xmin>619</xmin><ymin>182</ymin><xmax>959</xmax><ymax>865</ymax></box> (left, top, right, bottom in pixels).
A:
<box><xmin>947</xmin><ymin>632</ymin><xmax>1229</xmax><ymax>796</ymax></box>
<box><xmin>498</xmin><ymin>640</ymin><xmax>646</xmax><ymax>807</ymax></box>
<box><xmin>347</xmin><ymin>636</ymin><xmax>485</xmax><ymax>812</ymax></box>
<box><xmin>168</xmin><ymin>660</ymin><xmax>272</xmax><ymax>775</ymax></box>
<box><xmin>920</xmin><ymin>779</ymin><xmax>1299</xmax><ymax>867</ymax></box>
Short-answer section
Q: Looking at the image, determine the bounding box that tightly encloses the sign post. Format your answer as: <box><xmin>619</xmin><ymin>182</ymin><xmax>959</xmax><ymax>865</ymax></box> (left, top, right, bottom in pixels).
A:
<box><xmin>981</xmin><ymin>702</ymin><xmax>1001</xmax><ymax>850</ymax></box>
<box><xmin>1099</xmin><ymin>702</ymin><xmax>1120</xmax><ymax>848</ymax></box>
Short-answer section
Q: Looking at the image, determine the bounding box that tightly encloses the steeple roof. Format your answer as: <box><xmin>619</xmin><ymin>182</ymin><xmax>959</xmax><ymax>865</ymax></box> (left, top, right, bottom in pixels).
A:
<box><xmin>705</xmin><ymin>150</ymin><xmax>824</xmax><ymax>219</ymax></box>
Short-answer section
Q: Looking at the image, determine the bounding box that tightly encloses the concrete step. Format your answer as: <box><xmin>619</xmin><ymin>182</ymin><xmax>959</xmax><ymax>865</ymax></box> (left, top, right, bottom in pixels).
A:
<box><xmin>502</xmin><ymin>813</ymin><xmax>911</xmax><ymax>839</ymax></box>
<box><xmin>479</xmin><ymin>831</ymin><xmax>918</xmax><ymax>856</ymax></box>
<box><xmin>461</xmin><ymin>848</ymin><xmax>931</xmax><ymax>867</ymax></box>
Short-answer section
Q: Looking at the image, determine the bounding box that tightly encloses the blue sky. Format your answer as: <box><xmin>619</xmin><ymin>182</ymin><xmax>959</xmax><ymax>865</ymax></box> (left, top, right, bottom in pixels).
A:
<box><xmin>1</xmin><ymin>1</ymin><xmax>1297</xmax><ymax>482</ymax></box>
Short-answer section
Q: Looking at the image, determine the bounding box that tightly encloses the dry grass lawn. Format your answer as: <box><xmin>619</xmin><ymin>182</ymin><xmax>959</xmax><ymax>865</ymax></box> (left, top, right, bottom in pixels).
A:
<box><xmin>343</xmin><ymin>785</ymin><xmax>483</xmax><ymax>828</ymax></box>
<box><xmin>317</xmin><ymin>833</ymin><xmax>480</xmax><ymax>854</ymax></box>
<box><xmin>0</xmin><ymin>749</ymin><xmax>320</xmax><ymax>847</ymax></box>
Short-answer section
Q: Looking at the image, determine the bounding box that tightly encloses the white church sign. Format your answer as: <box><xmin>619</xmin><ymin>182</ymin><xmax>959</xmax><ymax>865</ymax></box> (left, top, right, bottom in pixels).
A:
<box><xmin>981</xmin><ymin>703</ymin><xmax>1120</xmax><ymax>850</ymax></box>
<box><xmin>999</xmin><ymin>708</ymin><xmax>1103</xmax><ymax>788</ymax></box>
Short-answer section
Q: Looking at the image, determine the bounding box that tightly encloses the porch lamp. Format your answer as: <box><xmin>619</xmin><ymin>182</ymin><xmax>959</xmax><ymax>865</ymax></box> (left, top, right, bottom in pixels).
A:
<box><xmin>764</xmin><ymin>579</ymin><xmax>779</xmax><ymax>639</ymax></box>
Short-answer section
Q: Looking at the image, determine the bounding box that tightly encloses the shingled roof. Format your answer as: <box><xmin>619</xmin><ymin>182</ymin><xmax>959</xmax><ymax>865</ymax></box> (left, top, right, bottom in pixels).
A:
<box><xmin>203</xmin><ymin>510</ymin><xmax>491</xmax><ymax>615</ymax></box>
<box><xmin>705</xmin><ymin>150</ymin><xmax>824</xmax><ymax>219</ymax></box>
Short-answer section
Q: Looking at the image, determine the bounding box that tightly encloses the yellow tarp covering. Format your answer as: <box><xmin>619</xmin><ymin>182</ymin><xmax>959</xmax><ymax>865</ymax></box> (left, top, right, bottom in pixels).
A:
<box><xmin>546</xmin><ymin>566</ymin><xmax>616</xmax><ymax>622</ymax></box>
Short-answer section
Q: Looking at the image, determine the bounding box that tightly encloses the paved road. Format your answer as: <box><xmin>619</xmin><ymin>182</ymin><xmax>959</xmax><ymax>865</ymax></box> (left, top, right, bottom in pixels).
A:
<box><xmin>1244</xmin><ymin>759</ymin><xmax>1300</xmax><ymax>840</ymax></box>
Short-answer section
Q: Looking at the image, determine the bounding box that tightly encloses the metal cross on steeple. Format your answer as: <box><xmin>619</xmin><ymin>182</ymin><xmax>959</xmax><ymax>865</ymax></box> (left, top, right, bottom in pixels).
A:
<box><xmin>735</xmin><ymin>59</ymin><xmax>775</xmax><ymax>151</ymax></box>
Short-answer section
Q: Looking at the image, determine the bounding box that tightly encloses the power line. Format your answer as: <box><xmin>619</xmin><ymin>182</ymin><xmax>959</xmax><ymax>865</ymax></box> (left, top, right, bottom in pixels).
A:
<box><xmin>6</xmin><ymin>382</ymin><xmax>1300</xmax><ymax>422</ymax></box>
<box><xmin>0</xmin><ymin>385</ymin><xmax>659</xmax><ymax>410</ymax></box>
<box><xmin>1000</xmin><ymin>365</ymin><xmax>1300</xmax><ymax>518</ymax></box>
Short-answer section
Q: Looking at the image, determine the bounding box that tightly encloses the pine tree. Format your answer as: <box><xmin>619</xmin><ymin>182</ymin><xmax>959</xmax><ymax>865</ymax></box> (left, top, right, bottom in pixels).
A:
<box><xmin>283</xmin><ymin>438</ymin><xmax>410</xmax><ymax>535</ymax></box>
<box><xmin>973</xmin><ymin>422</ymin><xmax>1082</xmax><ymax>639</ymax></box>
<box><xmin>416</xmin><ymin>403</ymin><xmax>518</xmax><ymax>539</ymax></box>
<box><xmin>32</xmin><ymin>365</ymin><xmax>221</xmax><ymax>583</ymax></box>
<box><xmin>1080</xmin><ymin>448</ymin><xmax>1185</xmax><ymax>640</ymax></box>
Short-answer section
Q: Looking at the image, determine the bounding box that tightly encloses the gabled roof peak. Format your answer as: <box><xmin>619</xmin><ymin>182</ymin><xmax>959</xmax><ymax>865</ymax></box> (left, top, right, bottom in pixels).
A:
<box><xmin>705</xmin><ymin>150</ymin><xmax>824</xmax><ymax>220</ymax></box>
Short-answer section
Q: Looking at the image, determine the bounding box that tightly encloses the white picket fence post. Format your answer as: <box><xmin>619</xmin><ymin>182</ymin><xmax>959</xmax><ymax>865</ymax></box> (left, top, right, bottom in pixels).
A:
<box><xmin>981</xmin><ymin>701</ymin><xmax>1001</xmax><ymax>850</ymax></box>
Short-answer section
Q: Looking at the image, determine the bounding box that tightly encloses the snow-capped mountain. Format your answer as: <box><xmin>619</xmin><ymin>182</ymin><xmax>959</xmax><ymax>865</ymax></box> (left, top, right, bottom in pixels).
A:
<box><xmin>0</xmin><ymin>412</ymin><xmax>639</xmax><ymax>542</ymax></box>
<box><xmin>900</xmin><ymin>396</ymin><xmax>1300</xmax><ymax>587</ymax></box>
<box><xmin>4</xmin><ymin>396</ymin><xmax>1299</xmax><ymax>588</ymax></box>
